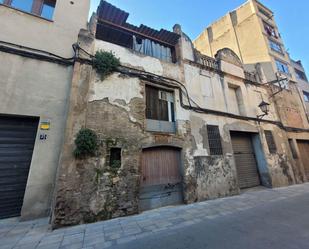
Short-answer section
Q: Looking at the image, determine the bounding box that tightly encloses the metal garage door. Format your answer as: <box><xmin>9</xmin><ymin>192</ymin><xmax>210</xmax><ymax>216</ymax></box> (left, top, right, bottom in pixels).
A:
<box><xmin>231</xmin><ymin>132</ymin><xmax>260</xmax><ymax>189</ymax></box>
<box><xmin>139</xmin><ymin>147</ymin><xmax>183</xmax><ymax>211</ymax></box>
<box><xmin>0</xmin><ymin>115</ymin><xmax>38</xmax><ymax>219</ymax></box>
<box><xmin>297</xmin><ymin>140</ymin><xmax>309</xmax><ymax>179</ymax></box>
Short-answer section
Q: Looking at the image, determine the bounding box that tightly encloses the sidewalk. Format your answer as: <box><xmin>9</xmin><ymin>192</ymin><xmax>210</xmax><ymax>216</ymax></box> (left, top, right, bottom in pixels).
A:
<box><xmin>1</xmin><ymin>183</ymin><xmax>309</xmax><ymax>249</ymax></box>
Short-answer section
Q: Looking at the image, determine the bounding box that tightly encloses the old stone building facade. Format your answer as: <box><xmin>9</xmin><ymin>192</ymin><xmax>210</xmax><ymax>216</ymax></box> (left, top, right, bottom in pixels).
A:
<box><xmin>1</xmin><ymin>0</ymin><xmax>308</xmax><ymax>226</ymax></box>
<box><xmin>51</xmin><ymin>1</ymin><xmax>309</xmax><ymax>227</ymax></box>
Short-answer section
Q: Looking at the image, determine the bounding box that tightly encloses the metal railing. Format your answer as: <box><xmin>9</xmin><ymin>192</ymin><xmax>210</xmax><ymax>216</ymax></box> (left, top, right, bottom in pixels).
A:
<box><xmin>244</xmin><ymin>71</ymin><xmax>258</xmax><ymax>83</ymax></box>
<box><xmin>199</xmin><ymin>55</ymin><xmax>219</xmax><ymax>70</ymax></box>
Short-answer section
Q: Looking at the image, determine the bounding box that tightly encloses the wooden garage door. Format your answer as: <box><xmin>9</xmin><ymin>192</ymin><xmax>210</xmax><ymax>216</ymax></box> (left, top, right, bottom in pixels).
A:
<box><xmin>231</xmin><ymin>132</ymin><xmax>260</xmax><ymax>189</ymax></box>
<box><xmin>139</xmin><ymin>147</ymin><xmax>183</xmax><ymax>211</ymax></box>
<box><xmin>297</xmin><ymin>140</ymin><xmax>309</xmax><ymax>178</ymax></box>
<box><xmin>141</xmin><ymin>147</ymin><xmax>181</xmax><ymax>186</ymax></box>
<box><xmin>0</xmin><ymin>116</ymin><xmax>38</xmax><ymax>219</ymax></box>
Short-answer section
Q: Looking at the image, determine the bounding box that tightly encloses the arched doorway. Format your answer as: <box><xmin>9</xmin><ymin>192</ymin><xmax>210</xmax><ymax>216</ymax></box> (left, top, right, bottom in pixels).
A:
<box><xmin>139</xmin><ymin>146</ymin><xmax>183</xmax><ymax>211</ymax></box>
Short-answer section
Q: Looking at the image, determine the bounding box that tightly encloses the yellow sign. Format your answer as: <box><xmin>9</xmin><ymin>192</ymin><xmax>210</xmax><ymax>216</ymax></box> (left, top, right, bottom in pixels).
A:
<box><xmin>40</xmin><ymin>121</ymin><xmax>50</xmax><ymax>130</ymax></box>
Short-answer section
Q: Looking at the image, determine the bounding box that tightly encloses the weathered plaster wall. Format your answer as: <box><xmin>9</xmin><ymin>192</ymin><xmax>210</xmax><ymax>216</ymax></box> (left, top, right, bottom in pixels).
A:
<box><xmin>95</xmin><ymin>40</ymin><xmax>183</xmax><ymax>82</ymax></box>
<box><xmin>286</xmin><ymin>132</ymin><xmax>309</xmax><ymax>183</ymax></box>
<box><xmin>184</xmin><ymin>64</ymin><xmax>225</xmax><ymax>111</ymax></box>
<box><xmin>194</xmin><ymin>155</ymin><xmax>237</xmax><ymax>200</ymax></box>
<box><xmin>52</xmin><ymin>34</ymin><xmax>195</xmax><ymax>226</ymax></box>
<box><xmin>52</xmin><ymin>23</ymin><xmax>309</xmax><ymax>227</ymax></box>
<box><xmin>183</xmin><ymin>49</ymin><xmax>299</xmax><ymax>194</ymax></box>
<box><xmin>258</xmin><ymin>125</ymin><xmax>296</xmax><ymax>187</ymax></box>
<box><xmin>270</xmin><ymin>84</ymin><xmax>309</xmax><ymax>129</ymax></box>
<box><xmin>189</xmin><ymin>113</ymin><xmax>239</xmax><ymax>201</ymax></box>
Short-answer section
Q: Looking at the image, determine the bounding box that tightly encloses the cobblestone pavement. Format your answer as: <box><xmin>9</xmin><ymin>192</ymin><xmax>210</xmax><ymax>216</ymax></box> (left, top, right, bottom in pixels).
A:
<box><xmin>1</xmin><ymin>183</ymin><xmax>309</xmax><ymax>249</ymax></box>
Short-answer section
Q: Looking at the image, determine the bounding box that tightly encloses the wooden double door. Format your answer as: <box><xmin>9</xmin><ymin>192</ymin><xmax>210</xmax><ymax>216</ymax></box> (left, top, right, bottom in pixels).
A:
<box><xmin>139</xmin><ymin>147</ymin><xmax>183</xmax><ymax>211</ymax></box>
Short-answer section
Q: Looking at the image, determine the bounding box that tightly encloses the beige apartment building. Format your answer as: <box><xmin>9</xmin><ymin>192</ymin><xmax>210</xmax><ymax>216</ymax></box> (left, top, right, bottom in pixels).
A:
<box><xmin>0</xmin><ymin>0</ymin><xmax>90</xmax><ymax>219</ymax></box>
<box><xmin>194</xmin><ymin>0</ymin><xmax>295</xmax><ymax>83</ymax></box>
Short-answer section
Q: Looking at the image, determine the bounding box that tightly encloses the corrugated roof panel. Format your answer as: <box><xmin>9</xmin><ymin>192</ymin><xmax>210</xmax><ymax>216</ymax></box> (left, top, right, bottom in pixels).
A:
<box><xmin>97</xmin><ymin>1</ymin><xmax>129</xmax><ymax>25</ymax></box>
<box><xmin>96</xmin><ymin>0</ymin><xmax>180</xmax><ymax>46</ymax></box>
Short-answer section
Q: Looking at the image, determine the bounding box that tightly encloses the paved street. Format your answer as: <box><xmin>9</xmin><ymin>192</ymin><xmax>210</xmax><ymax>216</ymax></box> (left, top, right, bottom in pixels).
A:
<box><xmin>1</xmin><ymin>183</ymin><xmax>309</xmax><ymax>249</ymax></box>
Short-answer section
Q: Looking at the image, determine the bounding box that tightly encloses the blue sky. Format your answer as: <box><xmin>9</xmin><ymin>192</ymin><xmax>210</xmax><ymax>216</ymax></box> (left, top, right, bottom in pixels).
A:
<box><xmin>90</xmin><ymin>0</ymin><xmax>309</xmax><ymax>74</ymax></box>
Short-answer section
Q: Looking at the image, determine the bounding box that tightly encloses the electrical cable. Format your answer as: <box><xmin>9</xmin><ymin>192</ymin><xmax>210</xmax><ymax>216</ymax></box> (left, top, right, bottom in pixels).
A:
<box><xmin>4</xmin><ymin>39</ymin><xmax>306</xmax><ymax>133</ymax></box>
<box><xmin>0</xmin><ymin>40</ymin><xmax>76</xmax><ymax>61</ymax></box>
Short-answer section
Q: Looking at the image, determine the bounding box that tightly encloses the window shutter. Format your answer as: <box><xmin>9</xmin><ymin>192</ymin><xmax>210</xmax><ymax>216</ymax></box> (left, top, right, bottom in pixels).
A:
<box><xmin>146</xmin><ymin>85</ymin><xmax>174</xmax><ymax>122</ymax></box>
<box><xmin>146</xmin><ymin>86</ymin><xmax>159</xmax><ymax>120</ymax></box>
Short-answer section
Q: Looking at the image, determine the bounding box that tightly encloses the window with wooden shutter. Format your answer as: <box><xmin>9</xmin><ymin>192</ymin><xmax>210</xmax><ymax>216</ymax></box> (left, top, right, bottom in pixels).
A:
<box><xmin>207</xmin><ymin>125</ymin><xmax>223</xmax><ymax>155</ymax></box>
<box><xmin>264</xmin><ymin>130</ymin><xmax>277</xmax><ymax>153</ymax></box>
<box><xmin>145</xmin><ymin>85</ymin><xmax>175</xmax><ymax>133</ymax></box>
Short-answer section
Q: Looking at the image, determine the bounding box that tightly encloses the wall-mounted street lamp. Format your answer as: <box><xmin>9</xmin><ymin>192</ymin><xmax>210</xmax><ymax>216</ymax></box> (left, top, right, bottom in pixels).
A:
<box><xmin>257</xmin><ymin>100</ymin><xmax>270</xmax><ymax>121</ymax></box>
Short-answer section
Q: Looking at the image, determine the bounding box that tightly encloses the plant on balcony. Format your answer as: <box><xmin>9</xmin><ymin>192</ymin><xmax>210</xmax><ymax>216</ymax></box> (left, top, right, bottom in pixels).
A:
<box><xmin>93</xmin><ymin>50</ymin><xmax>120</xmax><ymax>80</ymax></box>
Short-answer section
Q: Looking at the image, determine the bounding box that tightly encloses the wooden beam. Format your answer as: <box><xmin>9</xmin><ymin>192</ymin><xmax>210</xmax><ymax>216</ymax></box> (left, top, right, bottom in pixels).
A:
<box><xmin>97</xmin><ymin>19</ymin><xmax>177</xmax><ymax>48</ymax></box>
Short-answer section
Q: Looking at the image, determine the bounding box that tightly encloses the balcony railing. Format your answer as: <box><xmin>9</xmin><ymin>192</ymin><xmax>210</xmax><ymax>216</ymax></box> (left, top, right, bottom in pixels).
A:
<box><xmin>244</xmin><ymin>71</ymin><xmax>258</xmax><ymax>83</ymax></box>
<box><xmin>199</xmin><ymin>55</ymin><xmax>219</xmax><ymax>71</ymax></box>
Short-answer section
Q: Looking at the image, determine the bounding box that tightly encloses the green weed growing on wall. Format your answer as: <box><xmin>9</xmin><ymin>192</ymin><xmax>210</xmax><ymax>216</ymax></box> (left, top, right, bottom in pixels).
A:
<box><xmin>93</xmin><ymin>50</ymin><xmax>120</xmax><ymax>80</ymax></box>
<box><xmin>74</xmin><ymin>128</ymin><xmax>98</xmax><ymax>158</ymax></box>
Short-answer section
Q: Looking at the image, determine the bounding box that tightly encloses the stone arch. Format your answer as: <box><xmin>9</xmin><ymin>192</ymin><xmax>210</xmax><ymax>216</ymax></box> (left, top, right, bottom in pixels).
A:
<box><xmin>142</xmin><ymin>144</ymin><xmax>182</xmax><ymax>150</ymax></box>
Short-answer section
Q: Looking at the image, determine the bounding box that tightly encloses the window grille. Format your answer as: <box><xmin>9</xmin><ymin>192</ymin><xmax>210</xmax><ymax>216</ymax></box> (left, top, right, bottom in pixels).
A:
<box><xmin>207</xmin><ymin>125</ymin><xmax>223</xmax><ymax>155</ymax></box>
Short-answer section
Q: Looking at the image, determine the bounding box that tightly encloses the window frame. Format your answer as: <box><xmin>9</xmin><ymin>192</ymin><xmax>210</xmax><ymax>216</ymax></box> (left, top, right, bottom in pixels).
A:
<box><xmin>207</xmin><ymin>125</ymin><xmax>223</xmax><ymax>156</ymax></box>
<box><xmin>295</xmin><ymin>68</ymin><xmax>308</xmax><ymax>82</ymax></box>
<box><xmin>1</xmin><ymin>0</ymin><xmax>56</xmax><ymax>20</ymax></box>
<box><xmin>109</xmin><ymin>147</ymin><xmax>122</xmax><ymax>168</ymax></box>
<box><xmin>145</xmin><ymin>85</ymin><xmax>176</xmax><ymax>133</ymax></box>
<box><xmin>275</xmin><ymin>59</ymin><xmax>290</xmax><ymax>75</ymax></box>
<box><xmin>263</xmin><ymin>21</ymin><xmax>278</xmax><ymax>39</ymax></box>
<box><xmin>269</xmin><ymin>39</ymin><xmax>283</xmax><ymax>54</ymax></box>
